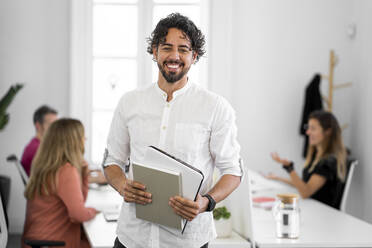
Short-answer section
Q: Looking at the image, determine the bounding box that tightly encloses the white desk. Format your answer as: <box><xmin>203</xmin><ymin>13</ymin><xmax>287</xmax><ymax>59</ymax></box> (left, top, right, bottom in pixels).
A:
<box><xmin>84</xmin><ymin>185</ymin><xmax>120</xmax><ymax>248</ymax></box>
<box><xmin>84</xmin><ymin>185</ymin><xmax>250</xmax><ymax>248</ymax></box>
<box><xmin>249</xmin><ymin>170</ymin><xmax>372</xmax><ymax>248</ymax></box>
<box><xmin>84</xmin><ymin>171</ymin><xmax>372</xmax><ymax>248</ymax></box>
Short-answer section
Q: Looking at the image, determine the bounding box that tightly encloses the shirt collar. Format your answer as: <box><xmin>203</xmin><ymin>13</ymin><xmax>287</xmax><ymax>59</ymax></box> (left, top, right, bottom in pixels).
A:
<box><xmin>155</xmin><ymin>78</ymin><xmax>192</xmax><ymax>101</ymax></box>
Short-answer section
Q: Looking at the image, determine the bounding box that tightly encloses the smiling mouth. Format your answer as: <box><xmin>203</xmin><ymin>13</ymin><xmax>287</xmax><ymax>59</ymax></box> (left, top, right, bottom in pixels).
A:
<box><xmin>164</xmin><ymin>61</ymin><xmax>183</xmax><ymax>72</ymax></box>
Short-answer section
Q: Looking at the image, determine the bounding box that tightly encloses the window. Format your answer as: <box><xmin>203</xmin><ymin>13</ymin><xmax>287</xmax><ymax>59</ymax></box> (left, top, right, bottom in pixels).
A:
<box><xmin>71</xmin><ymin>0</ymin><xmax>209</xmax><ymax>165</ymax></box>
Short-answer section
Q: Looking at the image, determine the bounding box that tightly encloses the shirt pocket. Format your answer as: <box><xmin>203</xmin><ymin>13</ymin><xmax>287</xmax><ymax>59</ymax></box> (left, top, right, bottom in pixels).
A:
<box><xmin>174</xmin><ymin>123</ymin><xmax>209</xmax><ymax>157</ymax></box>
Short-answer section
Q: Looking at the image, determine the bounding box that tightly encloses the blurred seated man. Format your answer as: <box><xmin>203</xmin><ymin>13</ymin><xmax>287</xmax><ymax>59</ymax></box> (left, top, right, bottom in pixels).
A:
<box><xmin>21</xmin><ymin>105</ymin><xmax>58</xmax><ymax>176</ymax></box>
<box><xmin>20</xmin><ymin>105</ymin><xmax>106</xmax><ymax>184</ymax></box>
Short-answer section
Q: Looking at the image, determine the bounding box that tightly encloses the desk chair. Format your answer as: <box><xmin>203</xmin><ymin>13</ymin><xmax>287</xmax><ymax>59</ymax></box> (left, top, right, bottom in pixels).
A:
<box><xmin>5</xmin><ymin>155</ymin><xmax>65</xmax><ymax>247</ymax></box>
<box><xmin>23</xmin><ymin>239</ymin><xmax>65</xmax><ymax>248</ymax></box>
<box><xmin>6</xmin><ymin>154</ymin><xmax>28</xmax><ymax>185</ymax></box>
<box><xmin>0</xmin><ymin>194</ymin><xmax>8</xmax><ymax>248</ymax></box>
<box><xmin>0</xmin><ymin>176</ymin><xmax>10</xmax><ymax>229</ymax></box>
<box><xmin>339</xmin><ymin>160</ymin><xmax>358</xmax><ymax>212</ymax></box>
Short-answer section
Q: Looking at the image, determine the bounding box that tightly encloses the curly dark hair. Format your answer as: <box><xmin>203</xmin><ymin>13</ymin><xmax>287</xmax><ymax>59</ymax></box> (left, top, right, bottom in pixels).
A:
<box><xmin>147</xmin><ymin>13</ymin><xmax>206</xmax><ymax>62</ymax></box>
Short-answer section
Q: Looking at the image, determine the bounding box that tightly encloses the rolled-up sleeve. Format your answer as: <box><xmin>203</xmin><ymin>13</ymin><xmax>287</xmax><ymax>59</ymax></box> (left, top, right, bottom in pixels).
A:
<box><xmin>209</xmin><ymin>97</ymin><xmax>244</xmax><ymax>178</ymax></box>
<box><xmin>103</xmin><ymin>95</ymin><xmax>130</xmax><ymax>169</ymax></box>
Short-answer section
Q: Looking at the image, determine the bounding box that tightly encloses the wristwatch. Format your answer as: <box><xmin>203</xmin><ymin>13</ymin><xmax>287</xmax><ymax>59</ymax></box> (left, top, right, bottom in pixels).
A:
<box><xmin>203</xmin><ymin>194</ymin><xmax>216</xmax><ymax>212</ymax></box>
<box><xmin>282</xmin><ymin>162</ymin><xmax>294</xmax><ymax>173</ymax></box>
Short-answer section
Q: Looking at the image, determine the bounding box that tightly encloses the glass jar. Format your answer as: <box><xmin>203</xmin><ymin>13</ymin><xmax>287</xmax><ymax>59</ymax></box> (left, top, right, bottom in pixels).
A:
<box><xmin>273</xmin><ymin>193</ymin><xmax>300</xmax><ymax>239</ymax></box>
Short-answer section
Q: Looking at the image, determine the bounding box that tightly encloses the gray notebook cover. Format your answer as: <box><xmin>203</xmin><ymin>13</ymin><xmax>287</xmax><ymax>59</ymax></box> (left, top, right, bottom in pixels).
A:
<box><xmin>132</xmin><ymin>163</ymin><xmax>183</xmax><ymax>230</ymax></box>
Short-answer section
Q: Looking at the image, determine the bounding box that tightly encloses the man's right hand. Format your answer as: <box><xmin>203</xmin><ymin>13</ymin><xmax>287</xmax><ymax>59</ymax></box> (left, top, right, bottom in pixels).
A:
<box><xmin>121</xmin><ymin>179</ymin><xmax>152</xmax><ymax>205</ymax></box>
<box><xmin>104</xmin><ymin>164</ymin><xmax>152</xmax><ymax>205</ymax></box>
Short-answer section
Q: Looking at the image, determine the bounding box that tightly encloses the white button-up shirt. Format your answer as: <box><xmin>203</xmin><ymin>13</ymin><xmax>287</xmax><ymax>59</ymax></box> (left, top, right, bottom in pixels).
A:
<box><xmin>104</xmin><ymin>81</ymin><xmax>243</xmax><ymax>248</ymax></box>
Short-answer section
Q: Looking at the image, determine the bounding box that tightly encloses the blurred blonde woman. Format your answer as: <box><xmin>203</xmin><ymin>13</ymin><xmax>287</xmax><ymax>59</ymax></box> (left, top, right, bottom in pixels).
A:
<box><xmin>23</xmin><ymin>118</ymin><xmax>98</xmax><ymax>248</ymax></box>
<box><xmin>268</xmin><ymin>110</ymin><xmax>347</xmax><ymax>209</ymax></box>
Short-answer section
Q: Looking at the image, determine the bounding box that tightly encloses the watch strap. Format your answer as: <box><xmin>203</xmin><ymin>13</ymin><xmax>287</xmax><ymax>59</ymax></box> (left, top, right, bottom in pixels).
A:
<box><xmin>203</xmin><ymin>194</ymin><xmax>216</xmax><ymax>212</ymax></box>
<box><xmin>282</xmin><ymin>162</ymin><xmax>294</xmax><ymax>173</ymax></box>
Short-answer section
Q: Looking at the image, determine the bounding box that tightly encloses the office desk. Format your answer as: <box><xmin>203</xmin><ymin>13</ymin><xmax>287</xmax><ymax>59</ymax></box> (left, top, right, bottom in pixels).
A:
<box><xmin>84</xmin><ymin>185</ymin><xmax>250</xmax><ymax>248</ymax></box>
<box><xmin>250</xmin><ymin>170</ymin><xmax>372</xmax><ymax>248</ymax></box>
<box><xmin>84</xmin><ymin>172</ymin><xmax>372</xmax><ymax>248</ymax></box>
<box><xmin>84</xmin><ymin>186</ymin><xmax>120</xmax><ymax>248</ymax></box>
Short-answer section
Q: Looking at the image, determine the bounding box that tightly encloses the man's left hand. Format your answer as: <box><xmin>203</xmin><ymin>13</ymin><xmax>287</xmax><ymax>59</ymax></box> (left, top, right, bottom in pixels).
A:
<box><xmin>169</xmin><ymin>194</ymin><xmax>209</xmax><ymax>221</ymax></box>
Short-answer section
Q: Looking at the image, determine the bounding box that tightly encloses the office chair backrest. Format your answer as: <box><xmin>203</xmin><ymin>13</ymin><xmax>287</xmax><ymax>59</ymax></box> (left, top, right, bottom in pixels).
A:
<box><xmin>340</xmin><ymin>160</ymin><xmax>358</xmax><ymax>212</ymax></box>
<box><xmin>0</xmin><ymin>176</ymin><xmax>10</xmax><ymax>230</ymax></box>
<box><xmin>0</xmin><ymin>194</ymin><xmax>8</xmax><ymax>248</ymax></box>
<box><xmin>6</xmin><ymin>154</ymin><xmax>29</xmax><ymax>186</ymax></box>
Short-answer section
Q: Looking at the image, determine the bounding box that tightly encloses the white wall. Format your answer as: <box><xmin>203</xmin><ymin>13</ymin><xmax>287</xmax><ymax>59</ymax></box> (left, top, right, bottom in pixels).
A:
<box><xmin>229</xmin><ymin>0</ymin><xmax>368</xmax><ymax>221</ymax></box>
<box><xmin>348</xmin><ymin>0</ymin><xmax>372</xmax><ymax>222</ymax></box>
<box><xmin>0</xmin><ymin>0</ymin><xmax>70</xmax><ymax>233</ymax></box>
<box><xmin>208</xmin><ymin>0</ymin><xmax>233</xmax><ymax>101</ymax></box>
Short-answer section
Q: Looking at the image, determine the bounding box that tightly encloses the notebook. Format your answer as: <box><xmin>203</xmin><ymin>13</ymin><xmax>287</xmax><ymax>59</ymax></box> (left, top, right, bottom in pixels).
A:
<box><xmin>138</xmin><ymin>146</ymin><xmax>205</xmax><ymax>233</ymax></box>
<box><xmin>132</xmin><ymin>163</ymin><xmax>182</xmax><ymax>229</ymax></box>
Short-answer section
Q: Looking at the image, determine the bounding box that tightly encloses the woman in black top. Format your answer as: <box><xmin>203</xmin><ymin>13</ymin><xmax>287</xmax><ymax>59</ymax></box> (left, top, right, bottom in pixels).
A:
<box><xmin>268</xmin><ymin>110</ymin><xmax>347</xmax><ymax>209</ymax></box>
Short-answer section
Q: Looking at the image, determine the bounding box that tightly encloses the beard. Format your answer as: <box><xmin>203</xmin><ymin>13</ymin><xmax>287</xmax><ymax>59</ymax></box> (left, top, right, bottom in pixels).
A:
<box><xmin>157</xmin><ymin>60</ymin><xmax>191</xmax><ymax>83</ymax></box>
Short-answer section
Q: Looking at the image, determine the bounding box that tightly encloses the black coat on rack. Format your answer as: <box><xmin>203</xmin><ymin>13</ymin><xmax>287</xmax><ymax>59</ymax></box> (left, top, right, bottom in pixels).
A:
<box><xmin>299</xmin><ymin>74</ymin><xmax>323</xmax><ymax>158</ymax></box>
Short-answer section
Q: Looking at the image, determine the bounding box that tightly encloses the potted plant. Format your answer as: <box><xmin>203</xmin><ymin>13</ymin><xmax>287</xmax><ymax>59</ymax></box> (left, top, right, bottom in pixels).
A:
<box><xmin>0</xmin><ymin>83</ymin><xmax>23</xmax><ymax>131</ymax></box>
<box><xmin>213</xmin><ymin>206</ymin><xmax>232</xmax><ymax>238</ymax></box>
<box><xmin>0</xmin><ymin>83</ymin><xmax>22</xmax><ymax>228</ymax></box>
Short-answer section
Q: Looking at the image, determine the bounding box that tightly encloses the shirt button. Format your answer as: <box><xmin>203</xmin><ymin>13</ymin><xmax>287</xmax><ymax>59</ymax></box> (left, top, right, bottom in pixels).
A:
<box><xmin>166</xmin><ymin>104</ymin><xmax>170</xmax><ymax>107</ymax></box>
<box><xmin>162</xmin><ymin>126</ymin><xmax>166</xmax><ymax>130</ymax></box>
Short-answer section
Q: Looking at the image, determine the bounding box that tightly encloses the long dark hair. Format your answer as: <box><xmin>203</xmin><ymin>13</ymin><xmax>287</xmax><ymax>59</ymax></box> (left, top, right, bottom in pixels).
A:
<box><xmin>147</xmin><ymin>13</ymin><xmax>206</xmax><ymax>62</ymax></box>
<box><xmin>305</xmin><ymin>110</ymin><xmax>347</xmax><ymax>181</ymax></box>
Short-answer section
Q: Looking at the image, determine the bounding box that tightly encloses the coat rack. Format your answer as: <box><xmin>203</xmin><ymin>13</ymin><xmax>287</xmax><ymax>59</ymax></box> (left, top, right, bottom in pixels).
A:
<box><xmin>322</xmin><ymin>50</ymin><xmax>352</xmax><ymax>129</ymax></box>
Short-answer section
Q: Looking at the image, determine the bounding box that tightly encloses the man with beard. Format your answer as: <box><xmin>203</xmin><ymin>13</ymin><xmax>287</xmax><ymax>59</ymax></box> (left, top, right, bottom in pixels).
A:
<box><xmin>103</xmin><ymin>13</ymin><xmax>243</xmax><ymax>248</ymax></box>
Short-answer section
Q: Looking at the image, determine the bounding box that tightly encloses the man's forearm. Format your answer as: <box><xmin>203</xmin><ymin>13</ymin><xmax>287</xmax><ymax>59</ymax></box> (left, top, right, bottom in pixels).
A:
<box><xmin>104</xmin><ymin>164</ymin><xmax>126</xmax><ymax>195</ymax></box>
<box><xmin>207</xmin><ymin>174</ymin><xmax>241</xmax><ymax>203</ymax></box>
